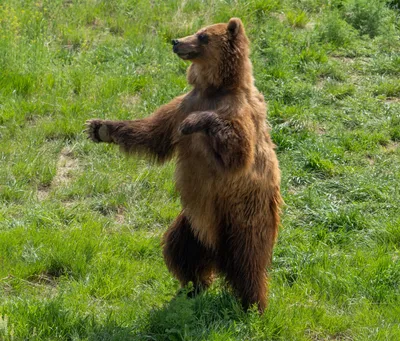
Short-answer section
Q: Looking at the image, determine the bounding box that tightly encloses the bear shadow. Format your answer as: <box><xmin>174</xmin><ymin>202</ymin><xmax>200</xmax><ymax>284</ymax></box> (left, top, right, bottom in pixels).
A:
<box><xmin>85</xmin><ymin>319</ymin><xmax>137</xmax><ymax>341</ymax></box>
<box><xmin>135</xmin><ymin>288</ymin><xmax>249</xmax><ymax>340</ymax></box>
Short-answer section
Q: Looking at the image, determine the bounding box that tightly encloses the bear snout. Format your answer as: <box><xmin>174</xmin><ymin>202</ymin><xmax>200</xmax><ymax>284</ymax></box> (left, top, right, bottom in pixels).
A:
<box><xmin>172</xmin><ymin>43</ymin><xmax>180</xmax><ymax>53</ymax></box>
<box><xmin>172</xmin><ymin>40</ymin><xmax>180</xmax><ymax>53</ymax></box>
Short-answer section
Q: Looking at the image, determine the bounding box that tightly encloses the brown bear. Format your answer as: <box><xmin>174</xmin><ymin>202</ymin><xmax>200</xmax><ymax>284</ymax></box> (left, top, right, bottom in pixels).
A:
<box><xmin>86</xmin><ymin>18</ymin><xmax>282</xmax><ymax>313</ymax></box>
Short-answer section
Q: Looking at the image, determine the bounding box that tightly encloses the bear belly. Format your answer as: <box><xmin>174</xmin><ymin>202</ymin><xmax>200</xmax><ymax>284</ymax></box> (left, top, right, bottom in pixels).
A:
<box><xmin>176</xmin><ymin>170</ymin><xmax>219</xmax><ymax>248</ymax></box>
<box><xmin>175</xmin><ymin>139</ymin><xmax>220</xmax><ymax>248</ymax></box>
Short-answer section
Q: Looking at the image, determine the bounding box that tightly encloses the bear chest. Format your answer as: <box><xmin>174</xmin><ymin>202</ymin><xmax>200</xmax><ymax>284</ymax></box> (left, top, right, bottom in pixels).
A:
<box><xmin>181</xmin><ymin>89</ymin><xmax>231</xmax><ymax>113</ymax></box>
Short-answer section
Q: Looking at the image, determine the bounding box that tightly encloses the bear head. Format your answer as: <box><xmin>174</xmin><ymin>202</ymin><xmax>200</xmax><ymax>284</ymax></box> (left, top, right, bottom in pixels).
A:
<box><xmin>172</xmin><ymin>18</ymin><xmax>252</xmax><ymax>91</ymax></box>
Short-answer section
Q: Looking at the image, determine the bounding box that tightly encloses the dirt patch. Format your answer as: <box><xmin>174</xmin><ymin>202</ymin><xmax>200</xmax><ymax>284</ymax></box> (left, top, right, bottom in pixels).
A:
<box><xmin>37</xmin><ymin>185</ymin><xmax>51</xmax><ymax>201</ymax></box>
<box><xmin>88</xmin><ymin>17</ymin><xmax>103</xmax><ymax>28</ymax></box>
<box><xmin>308</xmin><ymin>330</ymin><xmax>352</xmax><ymax>341</ymax></box>
<box><xmin>384</xmin><ymin>141</ymin><xmax>399</xmax><ymax>153</ymax></box>
<box><xmin>315</xmin><ymin>125</ymin><xmax>326</xmax><ymax>135</ymax></box>
<box><xmin>121</xmin><ymin>94</ymin><xmax>140</xmax><ymax>109</ymax></box>
<box><xmin>271</xmin><ymin>12</ymin><xmax>286</xmax><ymax>23</ymax></box>
<box><xmin>330</xmin><ymin>56</ymin><xmax>356</xmax><ymax>64</ymax></box>
<box><xmin>305</xmin><ymin>21</ymin><xmax>316</xmax><ymax>31</ymax></box>
<box><xmin>385</xmin><ymin>97</ymin><xmax>400</xmax><ymax>104</ymax></box>
<box><xmin>28</xmin><ymin>272</ymin><xmax>58</xmax><ymax>287</ymax></box>
<box><xmin>315</xmin><ymin>79</ymin><xmax>325</xmax><ymax>89</ymax></box>
<box><xmin>115</xmin><ymin>206</ymin><xmax>125</xmax><ymax>224</ymax></box>
<box><xmin>0</xmin><ymin>275</ymin><xmax>14</xmax><ymax>294</ymax></box>
<box><xmin>52</xmin><ymin>147</ymin><xmax>79</xmax><ymax>187</ymax></box>
<box><xmin>37</xmin><ymin>147</ymin><xmax>79</xmax><ymax>201</ymax></box>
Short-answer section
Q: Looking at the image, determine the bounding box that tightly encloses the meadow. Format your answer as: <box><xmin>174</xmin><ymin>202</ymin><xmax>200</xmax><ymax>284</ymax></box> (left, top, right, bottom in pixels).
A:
<box><xmin>0</xmin><ymin>0</ymin><xmax>399</xmax><ymax>340</ymax></box>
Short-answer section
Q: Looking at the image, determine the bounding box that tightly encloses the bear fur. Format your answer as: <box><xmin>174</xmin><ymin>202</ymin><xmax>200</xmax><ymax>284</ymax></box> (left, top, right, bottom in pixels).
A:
<box><xmin>86</xmin><ymin>18</ymin><xmax>282</xmax><ymax>313</ymax></box>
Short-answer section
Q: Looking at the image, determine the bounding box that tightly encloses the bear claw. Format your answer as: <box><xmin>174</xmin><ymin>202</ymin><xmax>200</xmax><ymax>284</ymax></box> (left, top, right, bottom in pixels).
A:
<box><xmin>85</xmin><ymin>119</ymin><xmax>101</xmax><ymax>142</ymax></box>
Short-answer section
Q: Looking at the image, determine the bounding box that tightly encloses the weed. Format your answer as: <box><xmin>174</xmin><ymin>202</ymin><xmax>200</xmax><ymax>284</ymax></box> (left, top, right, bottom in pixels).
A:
<box><xmin>342</xmin><ymin>0</ymin><xmax>389</xmax><ymax>38</ymax></box>
<box><xmin>286</xmin><ymin>10</ymin><xmax>310</xmax><ymax>28</ymax></box>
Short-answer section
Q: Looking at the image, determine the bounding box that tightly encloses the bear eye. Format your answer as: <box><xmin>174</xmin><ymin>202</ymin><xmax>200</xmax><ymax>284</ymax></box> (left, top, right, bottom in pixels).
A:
<box><xmin>198</xmin><ymin>33</ymin><xmax>209</xmax><ymax>44</ymax></box>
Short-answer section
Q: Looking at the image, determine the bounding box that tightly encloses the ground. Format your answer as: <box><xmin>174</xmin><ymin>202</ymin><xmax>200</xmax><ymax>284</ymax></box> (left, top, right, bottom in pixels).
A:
<box><xmin>0</xmin><ymin>0</ymin><xmax>399</xmax><ymax>340</ymax></box>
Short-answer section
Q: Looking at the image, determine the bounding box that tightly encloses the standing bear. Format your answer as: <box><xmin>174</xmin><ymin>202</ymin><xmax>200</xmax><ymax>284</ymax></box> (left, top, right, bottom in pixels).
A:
<box><xmin>86</xmin><ymin>18</ymin><xmax>282</xmax><ymax>313</ymax></box>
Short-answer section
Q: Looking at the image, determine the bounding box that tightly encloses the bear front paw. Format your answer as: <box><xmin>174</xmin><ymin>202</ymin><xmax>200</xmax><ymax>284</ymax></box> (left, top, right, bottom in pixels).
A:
<box><xmin>179</xmin><ymin>121</ymin><xmax>197</xmax><ymax>135</ymax></box>
<box><xmin>85</xmin><ymin>119</ymin><xmax>112</xmax><ymax>143</ymax></box>
<box><xmin>179</xmin><ymin>111</ymin><xmax>216</xmax><ymax>135</ymax></box>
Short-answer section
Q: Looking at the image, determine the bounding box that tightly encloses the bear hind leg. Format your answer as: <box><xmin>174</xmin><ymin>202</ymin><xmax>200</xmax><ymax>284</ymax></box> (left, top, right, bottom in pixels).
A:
<box><xmin>219</xmin><ymin>227</ymin><xmax>275</xmax><ymax>313</ymax></box>
<box><xmin>162</xmin><ymin>213</ymin><xmax>215</xmax><ymax>296</ymax></box>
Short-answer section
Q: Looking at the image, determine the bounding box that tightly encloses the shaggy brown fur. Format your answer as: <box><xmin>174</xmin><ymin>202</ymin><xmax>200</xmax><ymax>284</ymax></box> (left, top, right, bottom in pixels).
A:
<box><xmin>86</xmin><ymin>18</ymin><xmax>282</xmax><ymax>313</ymax></box>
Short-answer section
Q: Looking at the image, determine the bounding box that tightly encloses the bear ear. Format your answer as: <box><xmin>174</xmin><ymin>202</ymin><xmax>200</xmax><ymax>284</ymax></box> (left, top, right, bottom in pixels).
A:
<box><xmin>227</xmin><ymin>18</ymin><xmax>243</xmax><ymax>38</ymax></box>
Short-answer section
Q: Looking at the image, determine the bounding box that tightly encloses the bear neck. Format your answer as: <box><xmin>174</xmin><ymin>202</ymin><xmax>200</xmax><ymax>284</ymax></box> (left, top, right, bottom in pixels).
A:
<box><xmin>187</xmin><ymin>48</ymin><xmax>253</xmax><ymax>94</ymax></box>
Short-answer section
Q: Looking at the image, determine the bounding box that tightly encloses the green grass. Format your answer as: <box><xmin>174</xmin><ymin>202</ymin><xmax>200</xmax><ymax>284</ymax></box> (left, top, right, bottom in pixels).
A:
<box><xmin>1</xmin><ymin>0</ymin><xmax>399</xmax><ymax>340</ymax></box>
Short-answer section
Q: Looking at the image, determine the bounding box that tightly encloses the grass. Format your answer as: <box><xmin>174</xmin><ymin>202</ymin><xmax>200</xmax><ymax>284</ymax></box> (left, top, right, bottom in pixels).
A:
<box><xmin>0</xmin><ymin>0</ymin><xmax>399</xmax><ymax>340</ymax></box>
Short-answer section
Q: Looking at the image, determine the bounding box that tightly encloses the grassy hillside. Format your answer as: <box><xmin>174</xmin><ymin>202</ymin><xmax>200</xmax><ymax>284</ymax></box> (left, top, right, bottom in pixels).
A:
<box><xmin>0</xmin><ymin>0</ymin><xmax>399</xmax><ymax>340</ymax></box>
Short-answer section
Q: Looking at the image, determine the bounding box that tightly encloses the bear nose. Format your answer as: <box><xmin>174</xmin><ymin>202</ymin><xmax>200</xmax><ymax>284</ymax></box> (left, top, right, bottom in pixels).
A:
<box><xmin>171</xmin><ymin>39</ymin><xmax>179</xmax><ymax>46</ymax></box>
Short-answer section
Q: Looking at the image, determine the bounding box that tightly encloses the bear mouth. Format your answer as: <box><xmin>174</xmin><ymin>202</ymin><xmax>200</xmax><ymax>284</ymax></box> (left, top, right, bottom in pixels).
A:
<box><xmin>175</xmin><ymin>51</ymin><xmax>200</xmax><ymax>60</ymax></box>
